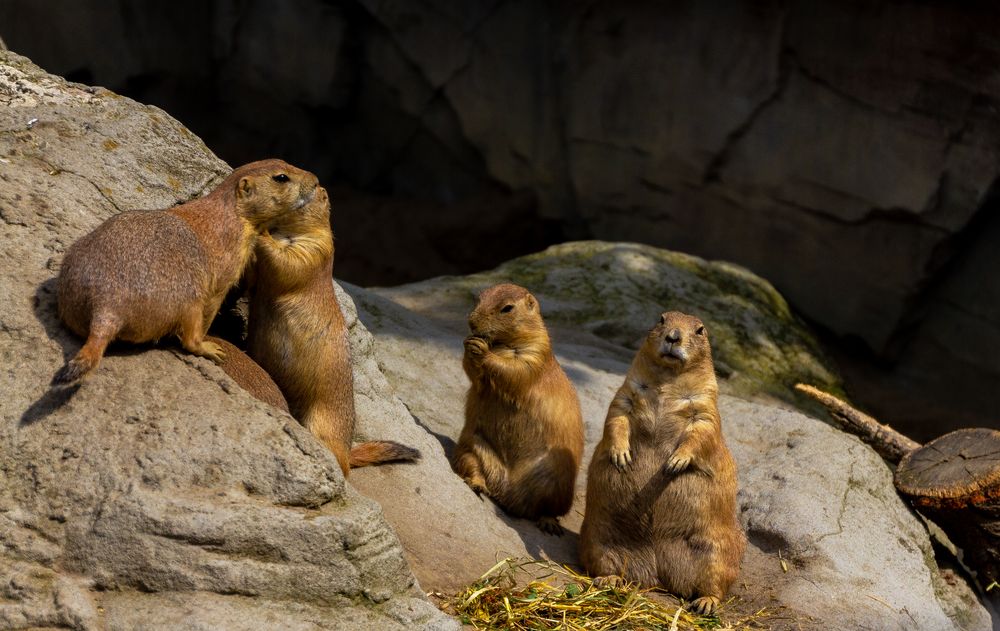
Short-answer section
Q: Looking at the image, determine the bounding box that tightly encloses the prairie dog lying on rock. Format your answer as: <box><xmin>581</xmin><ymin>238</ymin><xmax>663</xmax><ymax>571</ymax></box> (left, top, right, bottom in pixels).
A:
<box><xmin>54</xmin><ymin>159</ymin><xmax>318</xmax><ymax>385</ymax></box>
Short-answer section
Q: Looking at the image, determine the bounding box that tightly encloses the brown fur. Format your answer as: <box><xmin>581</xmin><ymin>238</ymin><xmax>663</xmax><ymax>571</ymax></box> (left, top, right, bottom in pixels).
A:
<box><xmin>53</xmin><ymin>159</ymin><xmax>319</xmax><ymax>385</ymax></box>
<box><xmin>209</xmin><ymin>336</ymin><xmax>289</xmax><ymax>412</ymax></box>
<box><xmin>246</xmin><ymin>186</ymin><xmax>419</xmax><ymax>476</ymax></box>
<box><xmin>579</xmin><ymin>311</ymin><xmax>746</xmax><ymax>615</ymax></box>
<box><xmin>452</xmin><ymin>283</ymin><xmax>585</xmax><ymax>534</ymax></box>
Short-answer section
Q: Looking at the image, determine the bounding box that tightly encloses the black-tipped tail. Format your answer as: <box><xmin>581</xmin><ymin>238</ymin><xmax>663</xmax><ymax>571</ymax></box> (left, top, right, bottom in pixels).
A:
<box><xmin>349</xmin><ymin>440</ymin><xmax>422</xmax><ymax>469</ymax></box>
<box><xmin>51</xmin><ymin>357</ymin><xmax>91</xmax><ymax>387</ymax></box>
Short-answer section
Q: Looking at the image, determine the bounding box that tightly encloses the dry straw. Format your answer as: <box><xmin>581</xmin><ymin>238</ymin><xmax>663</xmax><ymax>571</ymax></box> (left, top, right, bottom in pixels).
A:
<box><xmin>443</xmin><ymin>557</ymin><xmax>770</xmax><ymax>630</ymax></box>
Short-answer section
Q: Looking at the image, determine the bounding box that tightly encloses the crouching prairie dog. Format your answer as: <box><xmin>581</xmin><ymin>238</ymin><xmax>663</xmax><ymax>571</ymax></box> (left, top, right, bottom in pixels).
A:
<box><xmin>453</xmin><ymin>283</ymin><xmax>584</xmax><ymax>534</ymax></box>
<box><xmin>209</xmin><ymin>336</ymin><xmax>289</xmax><ymax>413</ymax></box>
<box><xmin>53</xmin><ymin>159</ymin><xmax>319</xmax><ymax>385</ymax></box>
<box><xmin>579</xmin><ymin>311</ymin><xmax>745</xmax><ymax>615</ymax></box>
<box><xmin>247</xmin><ymin>186</ymin><xmax>419</xmax><ymax>476</ymax></box>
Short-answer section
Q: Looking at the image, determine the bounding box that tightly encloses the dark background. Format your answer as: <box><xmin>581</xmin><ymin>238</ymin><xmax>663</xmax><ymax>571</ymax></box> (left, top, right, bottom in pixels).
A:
<box><xmin>2</xmin><ymin>0</ymin><xmax>998</xmax><ymax>441</ymax></box>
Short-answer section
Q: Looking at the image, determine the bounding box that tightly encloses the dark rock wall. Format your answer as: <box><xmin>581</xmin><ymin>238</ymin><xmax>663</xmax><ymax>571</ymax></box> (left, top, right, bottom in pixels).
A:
<box><xmin>1</xmin><ymin>0</ymin><xmax>998</xmax><ymax>437</ymax></box>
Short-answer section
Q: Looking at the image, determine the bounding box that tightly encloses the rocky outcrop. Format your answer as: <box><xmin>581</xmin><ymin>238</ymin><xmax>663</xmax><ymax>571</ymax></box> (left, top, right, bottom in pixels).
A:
<box><xmin>355</xmin><ymin>0</ymin><xmax>1000</xmax><ymax>438</ymax></box>
<box><xmin>0</xmin><ymin>51</ymin><xmax>455</xmax><ymax>631</ymax></box>
<box><xmin>345</xmin><ymin>243</ymin><xmax>990</xmax><ymax>630</ymax></box>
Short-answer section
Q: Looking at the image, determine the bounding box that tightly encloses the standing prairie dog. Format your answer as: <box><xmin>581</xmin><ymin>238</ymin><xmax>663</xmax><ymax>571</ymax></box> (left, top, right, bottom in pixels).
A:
<box><xmin>54</xmin><ymin>159</ymin><xmax>319</xmax><ymax>385</ymax></box>
<box><xmin>579</xmin><ymin>311</ymin><xmax>745</xmax><ymax>615</ymax></box>
<box><xmin>247</xmin><ymin>186</ymin><xmax>419</xmax><ymax>476</ymax></box>
<box><xmin>453</xmin><ymin>283</ymin><xmax>584</xmax><ymax>534</ymax></box>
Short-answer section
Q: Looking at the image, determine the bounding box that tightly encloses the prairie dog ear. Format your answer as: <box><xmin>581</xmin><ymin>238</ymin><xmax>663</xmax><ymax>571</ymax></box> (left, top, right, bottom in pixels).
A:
<box><xmin>524</xmin><ymin>294</ymin><xmax>537</xmax><ymax>310</ymax></box>
<box><xmin>238</xmin><ymin>176</ymin><xmax>255</xmax><ymax>200</ymax></box>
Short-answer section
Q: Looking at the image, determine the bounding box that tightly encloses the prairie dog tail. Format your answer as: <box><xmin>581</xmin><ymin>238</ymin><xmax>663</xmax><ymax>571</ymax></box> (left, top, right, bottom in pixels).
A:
<box><xmin>51</xmin><ymin>316</ymin><xmax>120</xmax><ymax>387</ymax></box>
<box><xmin>349</xmin><ymin>441</ymin><xmax>421</xmax><ymax>469</ymax></box>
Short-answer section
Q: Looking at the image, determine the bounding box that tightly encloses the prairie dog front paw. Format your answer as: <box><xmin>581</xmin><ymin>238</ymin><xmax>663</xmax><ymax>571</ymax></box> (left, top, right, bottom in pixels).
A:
<box><xmin>610</xmin><ymin>443</ymin><xmax>632</xmax><ymax>469</ymax></box>
<box><xmin>666</xmin><ymin>451</ymin><xmax>692</xmax><ymax>473</ymax></box>
<box><xmin>464</xmin><ymin>336</ymin><xmax>489</xmax><ymax>357</ymax></box>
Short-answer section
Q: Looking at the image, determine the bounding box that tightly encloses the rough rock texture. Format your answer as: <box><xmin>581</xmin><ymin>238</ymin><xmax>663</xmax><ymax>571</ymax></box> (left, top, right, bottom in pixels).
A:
<box><xmin>0</xmin><ymin>51</ymin><xmax>455</xmax><ymax>631</ymax></box>
<box><xmin>342</xmin><ymin>243</ymin><xmax>990</xmax><ymax>630</ymax></box>
<box><xmin>2</xmin><ymin>0</ymin><xmax>998</xmax><ymax>439</ymax></box>
<box><xmin>352</xmin><ymin>0</ymin><xmax>1000</xmax><ymax>440</ymax></box>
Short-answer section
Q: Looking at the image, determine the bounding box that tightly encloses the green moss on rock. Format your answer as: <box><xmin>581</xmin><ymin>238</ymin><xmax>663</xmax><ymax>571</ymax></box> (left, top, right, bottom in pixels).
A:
<box><xmin>385</xmin><ymin>241</ymin><xmax>844</xmax><ymax>408</ymax></box>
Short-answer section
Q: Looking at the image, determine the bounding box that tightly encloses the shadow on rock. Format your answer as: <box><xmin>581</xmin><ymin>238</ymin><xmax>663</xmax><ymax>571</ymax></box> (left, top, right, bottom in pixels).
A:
<box><xmin>518</xmin><ymin>522</ymin><xmax>581</xmax><ymax>570</ymax></box>
<box><xmin>409</xmin><ymin>410</ymin><xmax>456</xmax><ymax>460</ymax></box>
<box><xmin>32</xmin><ymin>278</ymin><xmax>72</xmax><ymax>358</ymax></box>
<box><xmin>473</xmin><ymin>492</ymin><xmax>583</xmax><ymax>570</ymax></box>
<box><xmin>27</xmin><ymin>276</ymin><xmax>156</xmax><ymax>425</ymax></box>
<box><xmin>20</xmin><ymin>384</ymin><xmax>79</xmax><ymax>425</ymax></box>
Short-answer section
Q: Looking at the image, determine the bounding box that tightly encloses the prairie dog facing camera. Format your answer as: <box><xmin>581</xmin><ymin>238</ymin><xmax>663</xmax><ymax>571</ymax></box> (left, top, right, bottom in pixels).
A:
<box><xmin>579</xmin><ymin>311</ymin><xmax>745</xmax><ymax>615</ymax></box>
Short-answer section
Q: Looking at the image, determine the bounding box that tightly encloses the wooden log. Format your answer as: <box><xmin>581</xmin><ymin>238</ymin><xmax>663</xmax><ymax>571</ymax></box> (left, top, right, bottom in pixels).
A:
<box><xmin>895</xmin><ymin>428</ymin><xmax>1000</xmax><ymax>588</ymax></box>
<box><xmin>794</xmin><ymin>384</ymin><xmax>1000</xmax><ymax>591</ymax></box>
<box><xmin>794</xmin><ymin>383</ymin><xmax>921</xmax><ymax>463</ymax></box>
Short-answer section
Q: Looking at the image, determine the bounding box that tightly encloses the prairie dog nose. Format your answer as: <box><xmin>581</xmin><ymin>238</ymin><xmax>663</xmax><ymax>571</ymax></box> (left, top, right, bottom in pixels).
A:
<box><xmin>665</xmin><ymin>328</ymin><xmax>681</xmax><ymax>342</ymax></box>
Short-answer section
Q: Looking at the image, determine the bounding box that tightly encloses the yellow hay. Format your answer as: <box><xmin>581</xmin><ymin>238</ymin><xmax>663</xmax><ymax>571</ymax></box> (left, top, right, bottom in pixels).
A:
<box><xmin>443</xmin><ymin>557</ymin><xmax>771</xmax><ymax>631</ymax></box>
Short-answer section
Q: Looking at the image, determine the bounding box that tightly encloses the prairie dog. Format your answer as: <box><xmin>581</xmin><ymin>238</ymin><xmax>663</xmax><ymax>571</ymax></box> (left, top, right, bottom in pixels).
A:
<box><xmin>453</xmin><ymin>283</ymin><xmax>584</xmax><ymax>534</ymax></box>
<box><xmin>579</xmin><ymin>311</ymin><xmax>745</xmax><ymax>615</ymax></box>
<box><xmin>209</xmin><ymin>336</ymin><xmax>289</xmax><ymax>413</ymax></box>
<box><xmin>54</xmin><ymin>159</ymin><xmax>318</xmax><ymax>385</ymax></box>
<box><xmin>247</xmin><ymin>186</ymin><xmax>419</xmax><ymax>476</ymax></box>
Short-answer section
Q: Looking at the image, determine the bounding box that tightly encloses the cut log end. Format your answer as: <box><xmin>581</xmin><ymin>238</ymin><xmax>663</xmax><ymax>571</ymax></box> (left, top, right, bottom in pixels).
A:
<box><xmin>895</xmin><ymin>428</ymin><xmax>1000</xmax><ymax>508</ymax></box>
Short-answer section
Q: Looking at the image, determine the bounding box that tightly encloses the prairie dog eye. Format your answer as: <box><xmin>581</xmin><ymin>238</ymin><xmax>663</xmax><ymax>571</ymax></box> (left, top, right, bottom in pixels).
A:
<box><xmin>272</xmin><ymin>173</ymin><xmax>290</xmax><ymax>183</ymax></box>
<box><xmin>500</xmin><ymin>304</ymin><xmax>515</xmax><ymax>314</ymax></box>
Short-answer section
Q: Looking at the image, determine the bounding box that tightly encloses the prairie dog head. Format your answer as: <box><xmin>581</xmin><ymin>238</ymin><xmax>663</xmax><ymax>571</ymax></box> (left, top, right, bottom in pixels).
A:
<box><xmin>230</xmin><ymin>159</ymin><xmax>320</xmax><ymax>228</ymax></box>
<box><xmin>468</xmin><ymin>283</ymin><xmax>545</xmax><ymax>345</ymax></box>
<box><xmin>643</xmin><ymin>311</ymin><xmax>711</xmax><ymax>370</ymax></box>
<box><xmin>267</xmin><ymin>185</ymin><xmax>331</xmax><ymax>244</ymax></box>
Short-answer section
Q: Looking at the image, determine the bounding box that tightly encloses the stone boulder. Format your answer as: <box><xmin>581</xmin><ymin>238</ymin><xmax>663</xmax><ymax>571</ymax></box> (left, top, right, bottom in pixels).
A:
<box><xmin>344</xmin><ymin>242</ymin><xmax>990</xmax><ymax>630</ymax></box>
<box><xmin>0</xmin><ymin>50</ymin><xmax>455</xmax><ymax>631</ymax></box>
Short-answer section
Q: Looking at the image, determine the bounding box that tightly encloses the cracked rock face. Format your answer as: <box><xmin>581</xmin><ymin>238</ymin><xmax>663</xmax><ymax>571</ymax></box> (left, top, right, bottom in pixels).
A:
<box><xmin>0</xmin><ymin>51</ymin><xmax>456</xmax><ymax>631</ymax></box>
<box><xmin>4</xmin><ymin>0</ymin><xmax>998</xmax><ymax>437</ymax></box>
<box><xmin>344</xmin><ymin>246</ymin><xmax>990</xmax><ymax>630</ymax></box>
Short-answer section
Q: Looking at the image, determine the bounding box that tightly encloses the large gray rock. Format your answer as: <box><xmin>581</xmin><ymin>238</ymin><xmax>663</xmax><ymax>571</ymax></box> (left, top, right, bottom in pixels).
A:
<box><xmin>343</xmin><ymin>242</ymin><xmax>990</xmax><ymax>630</ymax></box>
<box><xmin>0</xmin><ymin>51</ymin><xmax>455</xmax><ymax>631</ymax></box>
